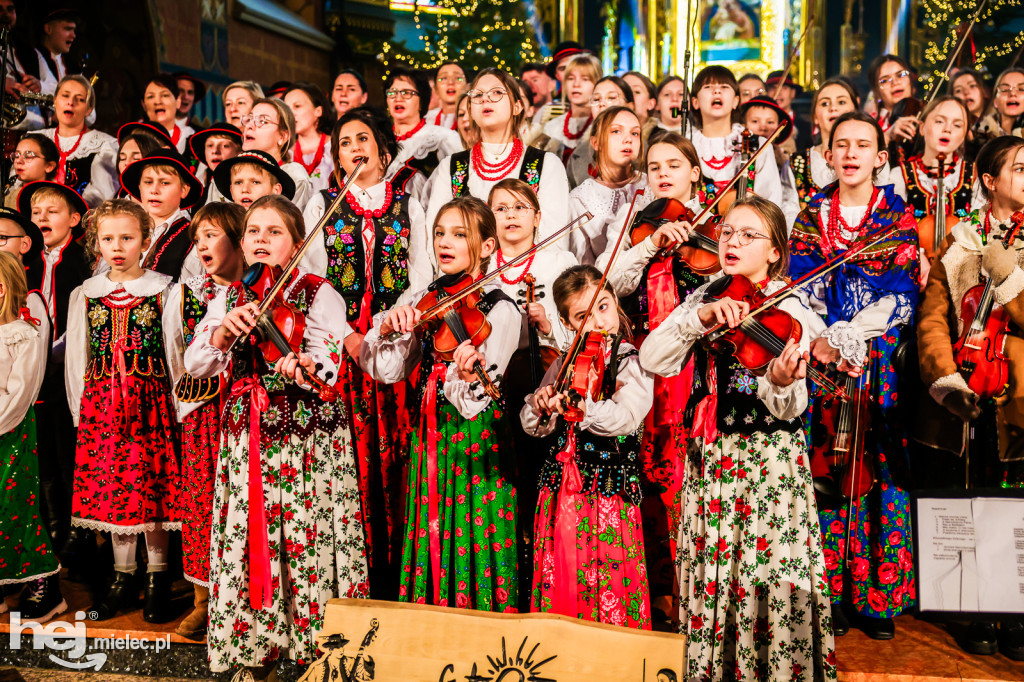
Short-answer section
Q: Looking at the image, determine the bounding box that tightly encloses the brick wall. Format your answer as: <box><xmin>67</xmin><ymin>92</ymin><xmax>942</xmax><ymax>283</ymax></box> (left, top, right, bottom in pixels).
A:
<box><xmin>153</xmin><ymin>0</ymin><xmax>333</xmax><ymax>90</ymax></box>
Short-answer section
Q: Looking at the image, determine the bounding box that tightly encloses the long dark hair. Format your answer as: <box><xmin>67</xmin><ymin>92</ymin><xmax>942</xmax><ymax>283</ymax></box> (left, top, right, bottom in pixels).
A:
<box><xmin>285</xmin><ymin>82</ymin><xmax>336</xmax><ymax>135</ymax></box>
<box><xmin>332</xmin><ymin>106</ymin><xmax>398</xmax><ymax>187</ymax></box>
<box><xmin>976</xmin><ymin>135</ymin><xmax>1024</xmax><ymax>200</ymax></box>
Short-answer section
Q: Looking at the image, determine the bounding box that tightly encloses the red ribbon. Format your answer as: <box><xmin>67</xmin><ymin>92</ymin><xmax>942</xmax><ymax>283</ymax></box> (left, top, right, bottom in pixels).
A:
<box><xmin>231</xmin><ymin>376</ymin><xmax>273</xmax><ymax>611</ymax></box>
<box><xmin>419</xmin><ymin>362</ymin><xmax>448</xmax><ymax>605</ymax></box>
<box><xmin>18</xmin><ymin>307</ymin><xmax>40</xmax><ymax>326</ymax></box>
<box><xmin>647</xmin><ymin>257</ymin><xmax>692</xmax><ymax>428</ymax></box>
<box><xmin>111</xmin><ymin>337</ymin><xmax>140</xmax><ymax>433</ymax></box>
<box><xmin>691</xmin><ymin>356</ymin><xmax>718</xmax><ymax>444</ymax></box>
<box><xmin>551</xmin><ymin>428</ymin><xmax>583</xmax><ymax>618</ymax></box>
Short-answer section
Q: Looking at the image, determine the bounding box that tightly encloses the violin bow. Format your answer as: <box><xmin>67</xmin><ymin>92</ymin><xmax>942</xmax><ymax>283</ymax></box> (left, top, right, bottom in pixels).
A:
<box><xmin>225</xmin><ymin>158</ymin><xmax>366</xmax><ymax>353</ymax></box>
<box><xmin>535</xmin><ymin>190</ymin><xmax>644</xmax><ymax>430</ymax></box>
<box><xmin>701</xmin><ymin>220</ymin><xmax>903</xmax><ymax>340</ymax></box>
<box><xmin>393</xmin><ymin>212</ymin><xmax>594</xmax><ymax>339</ymax></box>
<box><xmin>920</xmin><ymin>0</ymin><xmax>988</xmax><ymax>115</ymax></box>
<box><xmin>772</xmin><ymin>14</ymin><xmax>816</xmax><ymax>101</ymax></box>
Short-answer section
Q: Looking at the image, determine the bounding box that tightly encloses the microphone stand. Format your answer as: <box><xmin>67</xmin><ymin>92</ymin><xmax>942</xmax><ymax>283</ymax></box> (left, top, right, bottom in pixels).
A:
<box><xmin>680</xmin><ymin>0</ymin><xmax>695</xmax><ymax>137</ymax></box>
<box><xmin>0</xmin><ymin>25</ymin><xmax>10</xmax><ymax>199</ymax></box>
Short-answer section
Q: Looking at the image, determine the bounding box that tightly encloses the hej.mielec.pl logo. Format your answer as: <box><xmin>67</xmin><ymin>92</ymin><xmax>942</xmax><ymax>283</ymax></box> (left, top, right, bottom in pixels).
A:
<box><xmin>9</xmin><ymin>609</ymin><xmax>171</xmax><ymax>670</ymax></box>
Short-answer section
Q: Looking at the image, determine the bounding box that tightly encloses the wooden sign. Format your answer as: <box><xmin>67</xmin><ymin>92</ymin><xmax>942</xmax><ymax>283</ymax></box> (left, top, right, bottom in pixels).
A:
<box><xmin>306</xmin><ymin>598</ymin><xmax>686</xmax><ymax>682</ymax></box>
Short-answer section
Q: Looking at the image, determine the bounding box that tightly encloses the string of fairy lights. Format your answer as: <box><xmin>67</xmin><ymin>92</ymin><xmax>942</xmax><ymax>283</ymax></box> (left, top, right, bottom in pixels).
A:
<box><xmin>381</xmin><ymin>0</ymin><xmax>540</xmax><ymax>72</ymax></box>
<box><xmin>921</xmin><ymin>0</ymin><xmax>1024</xmax><ymax>88</ymax></box>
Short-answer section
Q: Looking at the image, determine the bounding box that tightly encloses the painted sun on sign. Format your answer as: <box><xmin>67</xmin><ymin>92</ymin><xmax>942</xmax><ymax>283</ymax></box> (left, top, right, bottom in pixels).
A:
<box><xmin>441</xmin><ymin>636</ymin><xmax>556</xmax><ymax>682</ymax></box>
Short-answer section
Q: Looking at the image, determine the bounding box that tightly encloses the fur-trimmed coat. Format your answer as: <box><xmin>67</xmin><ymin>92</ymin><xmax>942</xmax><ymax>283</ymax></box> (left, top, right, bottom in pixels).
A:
<box><xmin>916</xmin><ymin>209</ymin><xmax>1024</xmax><ymax>461</ymax></box>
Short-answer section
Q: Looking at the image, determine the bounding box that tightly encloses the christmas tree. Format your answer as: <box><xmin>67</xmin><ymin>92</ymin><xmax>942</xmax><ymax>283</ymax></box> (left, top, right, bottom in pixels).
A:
<box><xmin>381</xmin><ymin>0</ymin><xmax>540</xmax><ymax>72</ymax></box>
<box><xmin>921</xmin><ymin>0</ymin><xmax>1024</xmax><ymax>85</ymax></box>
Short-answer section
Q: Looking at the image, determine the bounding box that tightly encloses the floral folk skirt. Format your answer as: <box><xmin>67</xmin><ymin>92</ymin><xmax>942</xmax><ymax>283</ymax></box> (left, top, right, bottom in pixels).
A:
<box><xmin>206</xmin><ymin>389</ymin><xmax>369</xmax><ymax>673</ymax></box>
<box><xmin>678</xmin><ymin>430</ymin><xmax>837</xmax><ymax>682</ymax></box>
<box><xmin>399</xmin><ymin>401</ymin><xmax>518</xmax><ymax>611</ymax></box>
<box><xmin>71</xmin><ymin>376</ymin><xmax>180</xmax><ymax>533</ymax></box>
<box><xmin>180</xmin><ymin>400</ymin><xmax>220</xmax><ymax>586</ymax></box>
<box><xmin>0</xmin><ymin>409</ymin><xmax>60</xmax><ymax>584</ymax></box>
<box><xmin>532</xmin><ymin>484</ymin><xmax>651</xmax><ymax>629</ymax></box>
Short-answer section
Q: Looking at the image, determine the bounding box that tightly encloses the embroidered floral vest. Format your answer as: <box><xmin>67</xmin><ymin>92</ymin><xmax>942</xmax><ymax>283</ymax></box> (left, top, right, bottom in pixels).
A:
<box><xmin>540</xmin><ymin>345</ymin><xmax>644</xmax><ymax>505</ymax></box>
<box><xmin>222</xmin><ymin>273</ymin><xmax>347</xmax><ymax>443</ymax></box>
<box><xmin>790</xmin><ymin>148</ymin><xmax>819</xmax><ymax>208</ymax></box>
<box><xmin>320</xmin><ymin>192</ymin><xmax>413</xmax><ymax>321</ymax></box>
<box><xmin>898</xmin><ymin>156</ymin><xmax>973</xmax><ymax>220</ymax></box>
<box><xmin>449</xmin><ymin>146</ymin><xmax>545</xmax><ymax>197</ymax></box>
<box><xmin>85</xmin><ymin>290</ymin><xmax>167</xmax><ymax>383</ymax></box>
<box><xmin>175</xmin><ymin>282</ymin><xmax>221</xmax><ymax>403</ymax></box>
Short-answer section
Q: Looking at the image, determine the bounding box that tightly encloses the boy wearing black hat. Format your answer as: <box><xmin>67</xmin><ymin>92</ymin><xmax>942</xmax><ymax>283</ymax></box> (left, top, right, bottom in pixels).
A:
<box><xmin>188</xmin><ymin>122</ymin><xmax>242</xmax><ymax>204</ymax></box>
<box><xmin>741</xmin><ymin>95</ymin><xmax>799</xmax><ymax>228</ymax></box>
<box><xmin>0</xmin><ymin>206</ymin><xmax>50</xmax><ymax>343</ymax></box>
<box><xmin>120</xmin><ymin>151</ymin><xmax>204</xmax><ymax>280</ymax></box>
<box><xmin>212</xmin><ymin>149</ymin><xmax>296</xmax><ymax>210</ymax></box>
<box><xmin>765</xmin><ymin>70</ymin><xmax>812</xmax><ymax>151</ymax></box>
<box><xmin>19</xmin><ymin>181</ymin><xmax>92</xmax><ymax>562</ymax></box>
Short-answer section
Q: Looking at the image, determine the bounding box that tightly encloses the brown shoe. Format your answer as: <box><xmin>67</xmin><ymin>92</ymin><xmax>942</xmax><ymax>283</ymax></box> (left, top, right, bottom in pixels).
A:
<box><xmin>175</xmin><ymin>584</ymin><xmax>209</xmax><ymax>639</ymax></box>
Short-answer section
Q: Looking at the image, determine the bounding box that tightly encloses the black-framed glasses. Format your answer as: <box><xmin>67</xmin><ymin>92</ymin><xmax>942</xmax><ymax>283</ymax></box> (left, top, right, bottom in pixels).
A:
<box><xmin>0</xmin><ymin>234</ymin><xmax>27</xmax><ymax>246</ymax></box>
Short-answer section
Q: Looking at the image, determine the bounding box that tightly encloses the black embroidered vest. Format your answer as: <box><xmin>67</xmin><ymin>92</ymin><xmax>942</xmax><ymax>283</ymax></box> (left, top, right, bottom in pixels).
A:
<box><xmin>449</xmin><ymin>146</ymin><xmax>545</xmax><ymax>197</ymax></box>
<box><xmin>540</xmin><ymin>345</ymin><xmax>644</xmax><ymax>505</ymax></box>
<box><xmin>898</xmin><ymin>157</ymin><xmax>973</xmax><ymax>220</ymax></box>
<box><xmin>222</xmin><ymin>273</ymin><xmax>347</xmax><ymax>443</ymax></box>
<box><xmin>146</xmin><ymin>216</ymin><xmax>193</xmax><ymax>279</ymax></box>
<box><xmin>64</xmin><ymin>154</ymin><xmax>95</xmax><ymax>199</ymax></box>
<box><xmin>319</xmin><ymin>187</ymin><xmax>414</xmax><ymax>321</ymax></box>
<box><xmin>85</xmin><ymin>291</ymin><xmax>168</xmax><ymax>384</ymax></box>
<box><xmin>174</xmin><ymin>282</ymin><xmax>221</xmax><ymax>404</ymax></box>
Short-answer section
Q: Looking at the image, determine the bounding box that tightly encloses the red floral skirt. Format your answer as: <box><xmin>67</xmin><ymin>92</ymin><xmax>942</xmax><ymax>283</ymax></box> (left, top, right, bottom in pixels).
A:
<box><xmin>180</xmin><ymin>399</ymin><xmax>220</xmax><ymax>585</ymax></box>
<box><xmin>72</xmin><ymin>375</ymin><xmax>180</xmax><ymax>533</ymax></box>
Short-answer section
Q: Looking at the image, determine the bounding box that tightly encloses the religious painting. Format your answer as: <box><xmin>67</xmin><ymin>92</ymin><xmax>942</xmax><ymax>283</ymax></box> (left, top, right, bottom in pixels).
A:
<box><xmin>701</xmin><ymin>0</ymin><xmax>761</xmax><ymax>62</ymax></box>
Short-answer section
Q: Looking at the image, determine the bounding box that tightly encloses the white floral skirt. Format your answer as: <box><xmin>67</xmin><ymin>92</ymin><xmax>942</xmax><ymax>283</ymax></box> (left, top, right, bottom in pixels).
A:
<box><xmin>677</xmin><ymin>430</ymin><xmax>836</xmax><ymax>682</ymax></box>
<box><xmin>206</xmin><ymin>417</ymin><xmax>369</xmax><ymax>672</ymax></box>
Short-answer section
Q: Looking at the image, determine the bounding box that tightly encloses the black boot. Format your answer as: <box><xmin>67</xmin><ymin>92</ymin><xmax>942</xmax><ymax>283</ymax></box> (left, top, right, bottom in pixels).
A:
<box><xmin>19</xmin><ymin>574</ymin><xmax>67</xmax><ymax>622</ymax></box>
<box><xmin>856</xmin><ymin>614</ymin><xmax>895</xmax><ymax>640</ymax></box>
<box><xmin>963</xmin><ymin>620</ymin><xmax>998</xmax><ymax>655</ymax></box>
<box><xmin>831</xmin><ymin>603</ymin><xmax>850</xmax><ymax>637</ymax></box>
<box><xmin>143</xmin><ymin>571</ymin><xmax>172</xmax><ymax>624</ymax></box>
<box><xmin>1000</xmin><ymin>621</ymin><xmax>1024</xmax><ymax>661</ymax></box>
<box><xmin>91</xmin><ymin>571</ymin><xmax>137</xmax><ymax>621</ymax></box>
<box><xmin>59</xmin><ymin>528</ymin><xmax>96</xmax><ymax>582</ymax></box>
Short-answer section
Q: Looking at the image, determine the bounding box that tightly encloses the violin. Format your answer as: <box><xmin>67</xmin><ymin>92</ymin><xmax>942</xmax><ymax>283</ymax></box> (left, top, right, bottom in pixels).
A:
<box><xmin>240</xmin><ymin>263</ymin><xmax>339</xmax><ymax>402</ymax></box>
<box><xmin>412</xmin><ymin>273</ymin><xmax>502</xmax><ymax>401</ymax></box>
<box><xmin>701</xmin><ymin>275</ymin><xmax>850</xmax><ymax>400</ymax></box>
<box><xmin>810</xmin><ymin>372</ymin><xmax>877</xmax><ymax>500</ymax></box>
<box><xmin>953</xmin><ymin>211</ymin><xmax>1023</xmax><ymax>398</ymax></box>
<box><xmin>540</xmin><ymin>331</ymin><xmax>608</xmax><ymax>425</ymax></box>
<box><xmin>629</xmin><ymin>198</ymin><xmax>722</xmax><ymax>275</ymax></box>
<box><xmin>717</xmin><ymin>130</ymin><xmax>760</xmax><ymax>214</ymax></box>
<box><xmin>916</xmin><ymin>152</ymin><xmax>958</xmax><ymax>260</ymax></box>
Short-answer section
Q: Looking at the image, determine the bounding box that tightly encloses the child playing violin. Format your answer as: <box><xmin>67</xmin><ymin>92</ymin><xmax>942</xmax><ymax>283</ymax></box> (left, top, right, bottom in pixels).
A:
<box><xmin>595</xmin><ymin>132</ymin><xmax>714</xmax><ymax>626</ymax></box>
<box><xmin>916</xmin><ymin>135</ymin><xmax>1024</xmax><ymax>659</ymax></box>
<box><xmin>520</xmin><ymin>264</ymin><xmax>653</xmax><ymax>629</ymax></box>
<box><xmin>362</xmin><ymin>196</ymin><xmax>522</xmax><ymax>612</ymax></box>
<box><xmin>790</xmin><ymin>111</ymin><xmax>920</xmax><ymax>642</ymax></box>
<box><xmin>640</xmin><ymin>196</ymin><xmax>836</xmax><ymax>680</ymax></box>
<box><xmin>184</xmin><ymin>195</ymin><xmax>368</xmax><ymax>678</ymax></box>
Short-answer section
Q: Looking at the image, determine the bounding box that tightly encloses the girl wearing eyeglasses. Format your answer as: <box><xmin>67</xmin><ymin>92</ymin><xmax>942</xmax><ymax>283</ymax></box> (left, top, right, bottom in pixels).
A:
<box><xmin>5</xmin><ymin>134</ymin><xmax>58</xmax><ymax>209</ymax></box>
<box><xmin>974</xmin><ymin>68</ymin><xmax>1024</xmax><ymax>141</ymax></box>
<box><xmin>868</xmin><ymin>55</ymin><xmax>918</xmax><ymax>147</ymax></box>
<box><xmin>640</xmin><ymin>195</ymin><xmax>836</xmax><ymax>678</ymax></box>
<box><xmin>567</xmin><ymin>106</ymin><xmax>645</xmax><ymax>264</ymax></box>
<box><xmin>427</xmin><ymin>62</ymin><xmax>468</xmax><ymax>131</ymax></box>
<box><xmin>240</xmin><ymin>98</ymin><xmax>313</xmax><ymax>210</ymax></box>
<box><xmin>384</xmin><ymin>67</ymin><xmax>462</xmax><ymax>182</ymax></box>
<box><xmin>689</xmin><ymin>66</ymin><xmax>783</xmax><ymax>208</ymax></box>
<box><xmin>565</xmin><ymin>76</ymin><xmax>636</xmax><ymax>188</ymax></box>
<box><xmin>791</xmin><ymin>111</ymin><xmax>920</xmax><ymax>642</ymax></box>
<box><xmin>541</xmin><ymin>54</ymin><xmax>601</xmax><ymax>164</ymax></box>
<box><xmin>426</xmin><ymin>68</ymin><xmax>571</xmax><ymax>262</ymax></box>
